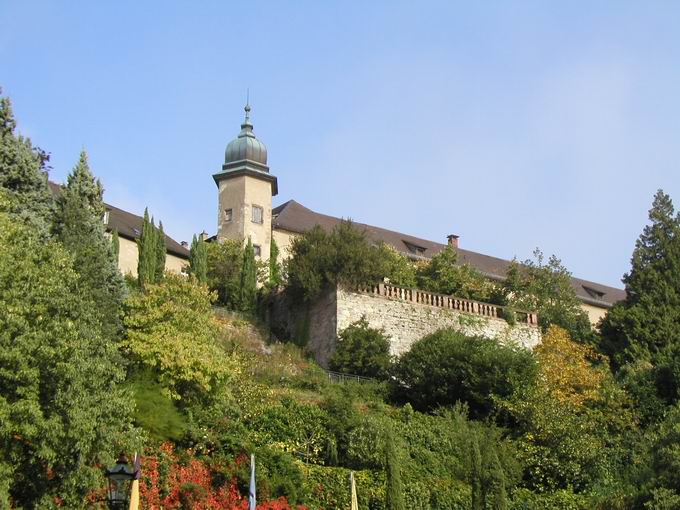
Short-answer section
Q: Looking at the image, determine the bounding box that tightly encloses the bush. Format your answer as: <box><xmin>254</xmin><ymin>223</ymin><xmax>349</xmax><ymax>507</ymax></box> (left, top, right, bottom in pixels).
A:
<box><xmin>391</xmin><ymin>329</ymin><xmax>538</xmax><ymax>418</ymax></box>
<box><xmin>330</xmin><ymin>317</ymin><xmax>392</xmax><ymax>379</ymax></box>
<box><xmin>123</xmin><ymin>273</ymin><xmax>238</xmax><ymax>401</ymax></box>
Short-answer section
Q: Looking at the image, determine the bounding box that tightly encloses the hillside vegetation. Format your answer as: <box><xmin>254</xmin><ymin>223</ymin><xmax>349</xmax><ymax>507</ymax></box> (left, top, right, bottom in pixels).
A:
<box><xmin>4</xmin><ymin>87</ymin><xmax>680</xmax><ymax>509</ymax></box>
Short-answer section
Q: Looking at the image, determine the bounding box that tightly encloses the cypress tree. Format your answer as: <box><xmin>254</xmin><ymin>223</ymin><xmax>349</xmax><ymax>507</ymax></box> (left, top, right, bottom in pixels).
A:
<box><xmin>239</xmin><ymin>238</ymin><xmax>258</xmax><ymax>312</ymax></box>
<box><xmin>137</xmin><ymin>208</ymin><xmax>157</xmax><ymax>288</ymax></box>
<box><xmin>483</xmin><ymin>444</ymin><xmax>507</xmax><ymax>510</ymax></box>
<box><xmin>155</xmin><ymin>220</ymin><xmax>166</xmax><ymax>281</ymax></box>
<box><xmin>189</xmin><ymin>234</ymin><xmax>208</xmax><ymax>284</ymax></box>
<box><xmin>470</xmin><ymin>433</ymin><xmax>484</xmax><ymax>510</ymax></box>
<box><xmin>53</xmin><ymin>150</ymin><xmax>126</xmax><ymax>339</ymax></box>
<box><xmin>0</xmin><ymin>89</ymin><xmax>53</xmax><ymax>234</ymax></box>
<box><xmin>385</xmin><ymin>429</ymin><xmax>405</xmax><ymax>510</ymax></box>
<box><xmin>111</xmin><ymin>229</ymin><xmax>120</xmax><ymax>264</ymax></box>
<box><xmin>269</xmin><ymin>237</ymin><xmax>281</xmax><ymax>286</ymax></box>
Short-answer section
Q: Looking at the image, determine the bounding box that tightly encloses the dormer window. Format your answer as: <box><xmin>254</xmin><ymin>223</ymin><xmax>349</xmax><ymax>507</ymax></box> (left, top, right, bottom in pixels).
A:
<box><xmin>583</xmin><ymin>286</ymin><xmax>606</xmax><ymax>300</ymax></box>
<box><xmin>403</xmin><ymin>240</ymin><xmax>426</xmax><ymax>255</ymax></box>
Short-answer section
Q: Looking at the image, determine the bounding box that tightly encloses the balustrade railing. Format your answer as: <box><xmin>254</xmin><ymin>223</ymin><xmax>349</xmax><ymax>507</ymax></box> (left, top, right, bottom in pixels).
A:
<box><xmin>357</xmin><ymin>283</ymin><xmax>538</xmax><ymax>326</ymax></box>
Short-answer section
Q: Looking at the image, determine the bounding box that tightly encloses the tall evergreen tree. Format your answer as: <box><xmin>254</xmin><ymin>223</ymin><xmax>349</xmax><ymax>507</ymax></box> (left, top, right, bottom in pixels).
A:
<box><xmin>483</xmin><ymin>444</ymin><xmax>508</xmax><ymax>510</ymax></box>
<box><xmin>111</xmin><ymin>228</ymin><xmax>120</xmax><ymax>263</ymax></box>
<box><xmin>384</xmin><ymin>429</ymin><xmax>405</xmax><ymax>510</ymax></box>
<box><xmin>155</xmin><ymin>220</ymin><xmax>166</xmax><ymax>281</ymax></box>
<box><xmin>470</xmin><ymin>434</ymin><xmax>484</xmax><ymax>510</ymax></box>
<box><xmin>0</xmin><ymin>205</ymin><xmax>136</xmax><ymax>507</ymax></box>
<box><xmin>0</xmin><ymin>90</ymin><xmax>53</xmax><ymax>234</ymax></box>
<box><xmin>238</xmin><ymin>237</ymin><xmax>258</xmax><ymax>311</ymax></box>
<box><xmin>137</xmin><ymin>209</ymin><xmax>158</xmax><ymax>288</ymax></box>
<box><xmin>600</xmin><ymin>190</ymin><xmax>680</xmax><ymax>368</ymax></box>
<box><xmin>269</xmin><ymin>237</ymin><xmax>281</xmax><ymax>286</ymax></box>
<box><xmin>53</xmin><ymin>151</ymin><xmax>125</xmax><ymax>339</ymax></box>
<box><xmin>189</xmin><ymin>234</ymin><xmax>208</xmax><ymax>284</ymax></box>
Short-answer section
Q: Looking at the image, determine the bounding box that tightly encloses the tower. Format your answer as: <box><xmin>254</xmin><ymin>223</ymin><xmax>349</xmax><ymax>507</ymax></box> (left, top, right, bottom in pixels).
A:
<box><xmin>213</xmin><ymin>104</ymin><xmax>278</xmax><ymax>260</ymax></box>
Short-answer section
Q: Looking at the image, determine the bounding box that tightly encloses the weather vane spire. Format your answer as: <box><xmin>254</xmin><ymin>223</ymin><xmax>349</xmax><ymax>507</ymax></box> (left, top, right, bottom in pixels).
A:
<box><xmin>244</xmin><ymin>88</ymin><xmax>251</xmax><ymax>122</ymax></box>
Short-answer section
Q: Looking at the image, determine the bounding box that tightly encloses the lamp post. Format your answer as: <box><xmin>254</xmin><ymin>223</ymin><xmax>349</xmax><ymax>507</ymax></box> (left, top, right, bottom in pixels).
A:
<box><xmin>104</xmin><ymin>451</ymin><xmax>138</xmax><ymax>510</ymax></box>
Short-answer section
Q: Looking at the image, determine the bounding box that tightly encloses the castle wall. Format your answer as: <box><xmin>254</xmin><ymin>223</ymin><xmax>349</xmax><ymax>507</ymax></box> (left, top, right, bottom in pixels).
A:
<box><xmin>336</xmin><ymin>286</ymin><xmax>541</xmax><ymax>358</ymax></box>
<box><xmin>272</xmin><ymin>228</ymin><xmax>297</xmax><ymax>261</ymax></box>
<box><xmin>270</xmin><ymin>284</ymin><xmax>541</xmax><ymax>368</ymax></box>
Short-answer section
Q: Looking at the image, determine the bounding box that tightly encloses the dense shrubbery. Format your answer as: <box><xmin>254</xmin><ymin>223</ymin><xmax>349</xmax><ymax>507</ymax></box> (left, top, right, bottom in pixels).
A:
<box><xmin>329</xmin><ymin>317</ymin><xmax>392</xmax><ymax>379</ymax></box>
<box><xmin>392</xmin><ymin>329</ymin><xmax>538</xmax><ymax>418</ymax></box>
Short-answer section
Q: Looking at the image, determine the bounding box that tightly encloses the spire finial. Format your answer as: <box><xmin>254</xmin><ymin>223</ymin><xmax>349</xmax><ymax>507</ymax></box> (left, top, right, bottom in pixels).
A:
<box><xmin>244</xmin><ymin>89</ymin><xmax>251</xmax><ymax>122</ymax></box>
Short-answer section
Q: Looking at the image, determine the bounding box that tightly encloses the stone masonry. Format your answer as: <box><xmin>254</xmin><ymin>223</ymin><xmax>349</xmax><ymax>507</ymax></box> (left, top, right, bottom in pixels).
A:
<box><xmin>270</xmin><ymin>284</ymin><xmax>541</xmax><ymax>368</ymax></box>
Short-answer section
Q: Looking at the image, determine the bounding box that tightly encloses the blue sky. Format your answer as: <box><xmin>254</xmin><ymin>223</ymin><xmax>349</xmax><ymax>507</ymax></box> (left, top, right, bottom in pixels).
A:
<box><xmin>2</xmin><ymin>1</ymin><xmax>680</xmax><ymax>288</ymax></box>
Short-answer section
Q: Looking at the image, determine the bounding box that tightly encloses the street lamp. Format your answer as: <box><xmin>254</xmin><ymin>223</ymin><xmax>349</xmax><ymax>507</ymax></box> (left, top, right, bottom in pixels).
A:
<box><xmin>104</xmin><ymin>451</ymin><xmax>138</xmax><ymax>510</ymax></box>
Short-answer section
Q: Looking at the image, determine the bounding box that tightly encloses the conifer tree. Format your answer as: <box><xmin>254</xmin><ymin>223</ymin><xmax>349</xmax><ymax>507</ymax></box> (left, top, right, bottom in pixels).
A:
<box><xmin>53</xmin><ymin>151</ymin><xmax>125</xmax><ymax>339</ymax></box>
<box><xmin>600</xmin><ymin>190</ymin><xmax>680</xmax><ymax>368</ymax></box>
<box><xmin>111</xmin><ymin>229</ymin><xmax>120</xmax><ymax>263</ymax></box>
<box><xmin>189</xmin><ymin>234</ymin><xmax>208</xmax><ymax>284</ymax></box>
<box><xmin>0</xmin><ymin>90</ymin><xmax>53</xmax><ymax>234</ymax></box>
<box><xmin>269</xmin><ymin>237</ymin><xmax>281</xmax><ymax>286</ymax></box>
<box><xmin>470</xmin><ymin>434</ymin><xmax>484</xmax><ymax>510</ymax></box>
<box><xmin>385</xmin><ymin>429</ymin><xmax>405</xmax><ymax>510</ymax></box>
<box><xmin>483</xmin><ymin>444</ymin><xmax>508</xmax><ymax>510</ymax></box>
<box><xmin>239</xmin><ymin>237</ymin><xmax>258</xmax><ymax>311</ymax></box>
<box><xmin>137</xmin><ymin>208</ymin><xmax>157</xmax><ymax>288</ymax></box>
<box><xmin>155</xmin><ymin>220</ymin><xmax>166</xmax><ymax>281</ymax></box>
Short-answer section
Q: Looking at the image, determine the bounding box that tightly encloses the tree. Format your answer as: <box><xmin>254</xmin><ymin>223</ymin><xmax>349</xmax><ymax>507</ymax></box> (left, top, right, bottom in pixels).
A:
<box><xmin>470</xmin><ymin>434</ymin><xmax>484</xmax><ymax>510</ymax></box>
<box><xmin>384</xmin><ymin>429</ymin><xmax>405</xmax><ymax>510</ymax></box>
<box><xmin>392</xmin><ymin>329</ymin><xmax>538</xmax><ymax>418</ymax></box>
<box><xmin>417</xmin><ymin>245</ymin><xmax>494</xmax><ymax>302</ymax></box>
<box><xmin>206</xmin><ymin>239</ymin><xmax>244</xmax><ymax>309</ymax></box>
<box><xmin>501</xmin><ymin>249</ymin><xmax>591</xmax><ymax>340</ymax></box>
<box><xmin>0</xmin><ymin>201</ymin><xmax>136</xmax><ymax>507</ymax></box>
<box><xmin>329</xmin><ymin>317</ymin><xmax>392</xmax><ymax>379</ymax></box>
<box><xmin>239</xmin><ymin>238</ymin><xmax>258</xmax><ymax>312</ymax></box>
<box><xmin>53</xmin><ymin>151</ymin><xmax>126</xmax><ymax>339</ymax></box>
<box><xmin>600</xmin><ymin>190</ymin><xmax>680</xmax><ymax>369</ymax></box>
<box><xmin>375</xmin><ymin>243</ymin><xmax>417</xmax><ymax>288</ymax></box>
<box><xmin>269</xmin><ymin>237</ymin><xmax>282</xmax><ymax>287</ymax></box>
<box><xmin>137</xmin><ymin>209</ymin><xmax>166</xmax><ymax>288</ymax></box>
<box><xmin>123</xmin><ymin>273</ymin><xmax>235</xmax><ymax>401</ymax></box>
<box><xmin>155</xmin><ymin>220</ymin><xmax>167</xmax><ymax>281</ymax></box>
<box><xmin>111</xmin><ymin>228</ymin><xmax>120</xmax><ymax>263</ymax></box>
<box><xmin>189</xmin><ymin>234</ymin><xmax>208</xmax><ymax>284</ymax></box>
<box><xmin>0</xmin><ymin>90</ymin><xmax>53</xmax><ymax>235</ymax></box>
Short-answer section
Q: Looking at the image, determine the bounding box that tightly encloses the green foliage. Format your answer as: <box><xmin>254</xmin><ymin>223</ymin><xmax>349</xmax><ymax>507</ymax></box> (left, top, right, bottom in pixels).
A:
<box><xmin>137</xmin><ymin>208</ymin><xmax>159</xmax><ymax>287</ymax></box>
<box><xmin>239</xmin><ymin>238</ymin><xmax>258</xmax><ymax>312</ymax></box>
<box><xmin>155</xmin><ymin>220</ymin><xmax>167</xmax><ymax>280</ymax></box>
<box><xmin>0</xmin><ymin>209</ymin><xmax>137</xmax><ymax>507</ymax></box>
<box><xmin>269</xmin><ymin>237</ymin><xmax>282</xmax><ymax>286</ymax></box>
<box><xmin>189</xmin><ymin>234</ymin><xmax>208</xmax><ymax>284</ymax></box>
<box><xmin>501</xmin><ymin>249</ymin><xmax>591</xmax><ymax>339</ymax></box>
<box><xmin>417</xmin><ymin>245</ymin><xmax>494</xmax><ymax>302</ymax></box>
<box><xmin>375</xmin><ymin>243</ymin><xmax>417</xmax><ymax>288</ymax></box>
<box><xmin>123</xmin><ymin>273</ymin><xmax>237</xmax><ymax>400</ymax></box>
<box><xmin>470</xmin><ymin>434</ymin><xmax>483</xmax><ymax>510</ymax></box>
<box><xmin>0</xmin><ymin>90</ymin><xmax>53</xmax><ymax>236</ymax></box>
<box><xmin>111</xmin><ymin>228</ymin><xmax>120</xmax><ymax>262</ymax></box>
<box><xmin>392</xmin><ymin>329</ymin><xmax>538</xmax><ymax>418</ymax></box>
<box><xmin>384</xmin><ymin>429</ymin><xmax>405</xmax><ymax>510</ymax></box>
<box><xmin>207</xmin><ymin>238</ymin><xmax>244</xmax><ymax>309</ymax></box>
<box><xmin>53</xmin><ymin>150</ymin><xmax>126</xmax><ymax>340</ymax></box>
<box><xmin>330</xmin><ymin>317</ymin><xmax>392</xmax><ymax>379</ymax></box>
<box><xmin>285</xmin><ymin>221</ymin><xmax>395</xmax><ymax>301</ymax></box>
<box><xmin>126</xmin><ymin>371</ymin><xmax>188</xmax><ymax>441</ymax></box>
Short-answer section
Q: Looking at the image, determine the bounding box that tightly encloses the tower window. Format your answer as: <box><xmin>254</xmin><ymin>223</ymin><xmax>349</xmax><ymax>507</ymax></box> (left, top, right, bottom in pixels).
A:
<box><xmin>252</xmin><ymin>205</ymin><xmax>263</xmax><ymax>224</ymax></box>
<box><xmin>224</xmin><ymin>208</ymin><xmax>233</xmax><ymax>222</ymax></box>
<box><xmin>253</xmin><ymin>244</ymin><xmax>262</xmax><ymax>257</ymax></box>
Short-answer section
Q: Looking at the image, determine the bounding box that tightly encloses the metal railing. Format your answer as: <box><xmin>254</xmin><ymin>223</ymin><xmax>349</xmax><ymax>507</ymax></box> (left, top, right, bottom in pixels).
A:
<box><xmin>324</xmin><ymin>369</ymin><xmax>375</xmax><ymax>384</ymax></box>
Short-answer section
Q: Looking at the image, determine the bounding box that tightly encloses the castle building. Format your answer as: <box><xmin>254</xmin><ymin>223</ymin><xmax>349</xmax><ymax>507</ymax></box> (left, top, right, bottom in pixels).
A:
<box><xmin>214</xmin><ymin>105</ymin><xmax>626</xmax><ymax>325</ymax></box>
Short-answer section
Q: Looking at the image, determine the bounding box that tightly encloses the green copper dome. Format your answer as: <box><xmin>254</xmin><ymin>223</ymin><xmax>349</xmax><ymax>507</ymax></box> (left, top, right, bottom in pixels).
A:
<box><xmin>225</xmin><ymin>104</ymin><xmax>268</xmax><ymax>166</ymax></box>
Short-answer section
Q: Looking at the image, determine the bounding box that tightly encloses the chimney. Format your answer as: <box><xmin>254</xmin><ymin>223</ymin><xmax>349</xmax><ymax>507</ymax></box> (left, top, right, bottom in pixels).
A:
<box><xmin>447</xmin><ymin>234</ymin><xmax>459</xmax><ymax>248</ymax></box>
<box><xmin>181</xmin><ymin>241</ymin><xmax>189</xmax><ymax>248</ymax></box>
<box><xmin>199</xmin><ymin>230</ymin><xmax>209</xmax><ymax>242</ymax></box>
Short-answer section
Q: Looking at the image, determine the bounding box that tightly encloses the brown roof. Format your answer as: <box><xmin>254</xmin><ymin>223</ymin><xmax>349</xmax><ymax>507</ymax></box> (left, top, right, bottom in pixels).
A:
<box><xmin>273</xmin><ymin>200</ymin><xmax>626</xmax><ymax>308</ymax></box>
<box><xmin>48</xmin><ymin>181</ymin><xmax>189</xmax><ymax>259</ymax></box>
